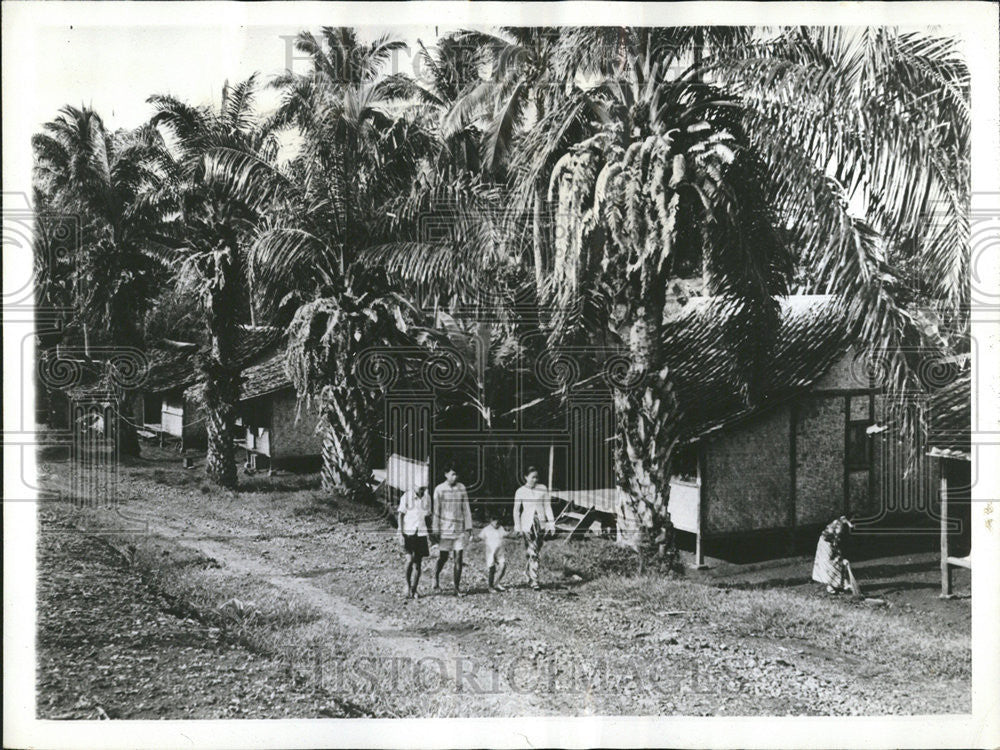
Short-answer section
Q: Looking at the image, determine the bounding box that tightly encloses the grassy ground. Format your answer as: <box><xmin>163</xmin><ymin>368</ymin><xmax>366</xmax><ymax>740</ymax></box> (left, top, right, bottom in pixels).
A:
<box><xmin>36</xmin><ymin>448</ymin><xmax>971</xmax><ymax>717</ymax></box>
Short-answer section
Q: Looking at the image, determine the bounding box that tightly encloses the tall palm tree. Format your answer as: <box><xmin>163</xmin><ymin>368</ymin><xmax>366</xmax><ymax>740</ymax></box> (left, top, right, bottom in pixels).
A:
<box><xmin>266</xmin><ymin>28</ymin><xmax>428</xmax><ymax>280</ymax></box>
<box><xmin>148</xmin><ymin>75</ymin><xmax>283</xmax><ymax>488</ymax></box>
<box><xmin>546</xmin><ymin>82</ymin><xmax>789</xmax><ymax>568</ymax></box>
<box><xmin>410</xmin><ymin>33</ymin><xmax>487</xmax><ymax>174</ymax></box>
<box><xmin>32</xmin><ymin>106</ymin><xmax>172</xmax><ymax>455</ymax></box>
<box><xmin>444</xmin><ymin>28</ymin><xmax>563</xmax><ymax>298</ymax></box>
<box><xmin>537</xmin><ymin>26</ymin><xmax>968</xmax><ymax>566</ymax></box>
<box><xmin>359</xmin><ymin>31</ymin><xmax>514</xmax><ymax>312</ymax></box>
<box><xmin>256</xmin><ymin>28</ymin><xmax>434</xmax><ymax>500</ymax></box>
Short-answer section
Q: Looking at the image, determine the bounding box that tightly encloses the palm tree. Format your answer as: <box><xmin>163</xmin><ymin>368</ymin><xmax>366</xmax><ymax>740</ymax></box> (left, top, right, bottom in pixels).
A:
<box><xmin>285</xmin><ymin>291</ymin><xmax>421</xmax><ymax>500</ymax></box>
<box><xmin>359</xmin><ymin>31</ymin><xmax>516</xmax><ymax>313</ymax></box>
<box><xmin>264</xmin><ymin>28</ymin><xmax>430</xmax><ymax>278</ymax></box>
<box><xmin>546</xmin><ymin>83</ymin><xmax>789</xmax><ymax>568</ymax></box>
<box><xmin>148</xmin><ymin>75</ymin><xmax>283</xmax><ymax>488</ymax></box>
<box><xmin>444</xmin><ymin>28</ymin><xmax>564</xmax><ymax>298</ymax></box>
<box><xmin>707</xmin><ymin>27</ymin><xmax>970</xmax><ymax>358</ymax></box>
<box><xmin>410</xmin><ymin>33</ymin><xmax>487</xmax><ymax>174</ymax></box>
<box><xmin>32</xmin><ymin>106</ymin><xmax>172</xmax><ymax>455</ymax></box>
<box><xmin>256</xmin><ymin>28</ymin><xmax>435</xmax><ymax>500</ymax></box>
<box><xmin>536</xmin><ymin>26</ymin><xmax>968</xmax><ymax>567</ymax></box>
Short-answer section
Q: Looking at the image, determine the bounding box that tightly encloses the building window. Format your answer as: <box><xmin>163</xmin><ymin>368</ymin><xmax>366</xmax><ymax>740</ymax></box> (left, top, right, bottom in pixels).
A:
<box><xmin>846</xmin><ymin>421</ymin><xmax>872</xmax><ymax>470</ymax></box>
<box><xmin>672</xmin><ymin>444</ymin><xmax>700</xmax><ymax>483</ymax></box>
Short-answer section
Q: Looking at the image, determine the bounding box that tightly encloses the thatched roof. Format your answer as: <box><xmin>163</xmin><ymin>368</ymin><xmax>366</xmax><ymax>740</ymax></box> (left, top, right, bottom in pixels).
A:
<box><xmin>507</xmin><ymin>295</ymin><xmax>851</xmax><ymax>442</ymax></box>
<box><xmin>239</xmin><ymin>350</ymin><xmax>293</xmax><ymax>402</ymax></box>
<box><xmin>661</xmin><ymin>294</ymin><xmax>849</xmax><ymax>440</ymax></box>
<box><xmin>61</xmin><ymin>326</ymin><xmax>284</xmax><ymax>399</ymax></box>
<box><xmin>146</xmin><ymin>325</ymin><xmax>284</xmax><ymax>394</ymax></box>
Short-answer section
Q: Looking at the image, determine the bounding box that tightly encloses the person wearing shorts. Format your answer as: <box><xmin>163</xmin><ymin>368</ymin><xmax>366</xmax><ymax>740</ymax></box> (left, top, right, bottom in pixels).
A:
<box><xmin>432</xmin><ymin>466</ymin><xmax>473</xmax><ymax>596</ymax></box>
<box><xmin>478</xmin><ymin>513</ymin><xmax>508</xmax><ymax>592</ymax></box>
<box><xmin>397</xmin><ymin>485</ymin><xmax>431</xmax><ymax>599</ymax></box>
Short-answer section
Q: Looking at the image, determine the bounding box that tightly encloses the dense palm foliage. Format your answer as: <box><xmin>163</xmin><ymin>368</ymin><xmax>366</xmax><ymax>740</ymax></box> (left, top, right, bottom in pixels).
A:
<box><xmin>707</xmin><ymin>27</ymin><xmax>969</xmax><ymax>391</ymax></box>
<box><xmin>445</xmin><ymin>28</ymin><xmax>563</xmax><ymax>298</ymax></box>
<box><xmin>33</xmin><ymin>106</ymin><xmax>173</xmax><ymax>455</ymax></box>
<box><xmin>253</xmin><ymin>29</ymin><xmax>435</xmax><ymax>496</ymax></box>
<box><xmin>35</xmin><ymin>26</ymin><xmax>970</xmax><ymax>538</ymax></box>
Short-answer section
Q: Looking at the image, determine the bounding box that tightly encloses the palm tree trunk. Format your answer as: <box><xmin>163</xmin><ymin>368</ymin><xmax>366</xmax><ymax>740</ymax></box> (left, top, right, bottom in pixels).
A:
<box><xmin>319</xmin><ymin>413</ymin><xmax>340</xmax><ymax>495</ymax></box>
<box><xmin>117</xmin><ymin>391</ymin><xmax>141</xmax><ymax>457</ymax></box>
<box><xmin>320</xmin><ymin>387</ymin><xmax>375</xmax><ymax>504</ymax></box>
<box><xmin>532</xmin><ymin>90</ymin><xmax>548</xmax><ymax>302</ymax></box>
<box><xmin>614</xmin><ymin>283</ymin><xmax>679</xmax><ymax>572</ymax></box>
<box><xmin>108</xmin><ymin>285</ymin><xmax>142</xmax><ymax>458</ymax></box>
<box><xmin>532</xmin><ymin>182</ymin><xmax>546</xmax><ymax>300</ymax></box>
<box><xmin>203</xmin><ymin>244</ymin><xmax>241</xmax><ymax>489</ymax></box>
<box><xmin>204</xmin><ymin>355</ymin><xmax>239</xmax><ymax>489</ymax></box>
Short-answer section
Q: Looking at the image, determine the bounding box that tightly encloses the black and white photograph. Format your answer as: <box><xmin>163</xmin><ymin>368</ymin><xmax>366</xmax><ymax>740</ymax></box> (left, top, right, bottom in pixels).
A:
<box><xmin>3</xmin><ymin>2</ymin><xmax>999</xmax><ymax>748</ymax></box>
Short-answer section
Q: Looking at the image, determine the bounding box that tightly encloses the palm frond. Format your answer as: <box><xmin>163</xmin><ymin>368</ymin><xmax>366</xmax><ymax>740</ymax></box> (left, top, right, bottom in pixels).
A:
<box><xmin>481</xmin><ymin>80</ymin><xmax>528</xmax><ymax>174</ymax></box>
<box><xmin>201</xmin><ymin>146</ymin><xmax>287</xmax><ymax>214</ymax></box>
<box><xmin>441</xmin><ymin>79</ymin><xmax>497</xmax><ymax>139</ymax></box>
<box><xmin>250</xmin><ymin>226</ymin><xmax>339</xmax><ymax>309</ymax></box>
<box><xmin>222</xmin><ymin>73</ymin><xmax>260</xmax><ymax>134</ymax></box>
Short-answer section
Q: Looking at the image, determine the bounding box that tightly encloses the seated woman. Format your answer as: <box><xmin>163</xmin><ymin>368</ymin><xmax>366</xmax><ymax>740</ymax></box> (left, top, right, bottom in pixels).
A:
<box><xmin>812</xmin><ymin>515</ymin><xmax>854</xmax><ymax>594</ymax></box>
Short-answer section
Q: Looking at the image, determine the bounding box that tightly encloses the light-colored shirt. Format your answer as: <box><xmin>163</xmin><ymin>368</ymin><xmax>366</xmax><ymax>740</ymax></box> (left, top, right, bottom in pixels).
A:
<box><xmin>514</xmin><ymin>484</ymin><xmax>554</xmax><ymax>532</ymax></box>
<box><xmin>397</xmin><ymin>490</ymin><xmax>431</xmax><ymax>536</ymax></box>
<box><xmin>432</xmin><ymin>481</ymin><xmax>473</xmax><ymax>537</ymax></box>
<box><xmin>478</xmin><ymin>524</ymin><xmax>507</xmax><ymax>552</ymax></box>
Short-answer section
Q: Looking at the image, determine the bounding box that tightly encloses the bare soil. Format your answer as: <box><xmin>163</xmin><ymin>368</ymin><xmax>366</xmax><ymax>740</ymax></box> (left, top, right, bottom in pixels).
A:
<box><xmin>35</xmin><ymin>448</ymin><xmax>971</xmax><ymax>717</ymax></box>
<box><xmin>36</xmin><ymin>510</ymin><xmax>353</xmax><ymax>719</ymax></box>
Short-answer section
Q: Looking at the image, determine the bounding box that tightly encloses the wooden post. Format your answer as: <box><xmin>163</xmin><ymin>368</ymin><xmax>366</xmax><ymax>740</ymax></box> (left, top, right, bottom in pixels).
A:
<box><xmin>868</xmin><ymin>392</ymin><xmax>876</xmax><ymax>513</ymax></box>
<box><xmin>547</xmin><ymin>444</ymin><xmax>554</xmax><ymax>491</ymax></box>
<box><xmin>940</xmin><ymin>471</ymin><xmax>952</xmax><ymax>598</ymax></box>
<box><xmin>843</xmin><ymin>396</ymin><xmax>851</xmax><ymax>515</ymax></box>
<box><xmin>694</xmin><ymin>443</ymin><xmax>707</xmax><ymax>568</ymax></box>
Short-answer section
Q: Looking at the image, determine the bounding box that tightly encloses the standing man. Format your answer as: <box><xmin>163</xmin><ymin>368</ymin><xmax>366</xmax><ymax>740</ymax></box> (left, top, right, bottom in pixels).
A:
<box><xmin>396</xmin><ymin>484</ymin><xmax>431</xmax><ymax>599</ymax></box>
<box><xmin>432</xmin><ymin>466</ymin><xmax>473</xmax><ymax>596</ymax></box>
<box><xmin>513</xmin><ymin>466</ymin><xmax>556</xmax><ymax>590</ymax></box>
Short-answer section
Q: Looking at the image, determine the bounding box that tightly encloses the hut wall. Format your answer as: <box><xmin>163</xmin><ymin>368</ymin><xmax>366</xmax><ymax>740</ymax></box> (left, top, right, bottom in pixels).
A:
<box><xmin>703</xmin><ymin>404</ymin><xmax>792</xmax><ymax>534</ymax></box>
<box><xmin>811</xmin><ymin>346</ymin><xmax>866</xmax><ymax>391</ymax></box>
<box><xmin>702</xmin><ymin>365</ymin><xmax>876</xmax><ymax>537</ymax></box>
<box><xmin>795</xmin><ymin>395</ymin><xmax>847</xmax><ymax>525</ymax></box>
<box><xmin>182</xmin><ymin>395</ymin><xmax>207</xmax><ymax>449</ymax></box>
<box><xmin>269</xmin><ymin>389</ymin><xmax>321</xmax><ymax>459</ymax></box>
<box><xmin>161</xmin><ymin>393</ymin><xmax>184</xmax><ymax>437</ymax></box>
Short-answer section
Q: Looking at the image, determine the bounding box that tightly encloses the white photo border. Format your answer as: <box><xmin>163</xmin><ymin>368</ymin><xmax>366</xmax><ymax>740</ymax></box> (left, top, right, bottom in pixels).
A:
<box><xmin>4</xmin><ymin>2</ymin><xmax>998</xmax><ymax>748</ymax></box>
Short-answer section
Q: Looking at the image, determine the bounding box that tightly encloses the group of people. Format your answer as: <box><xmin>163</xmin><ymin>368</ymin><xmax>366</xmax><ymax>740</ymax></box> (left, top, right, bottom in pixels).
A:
<box><xmin>395</xmin><ymin>465</ymin><xmax>556</xmax><ymax>598</ymax></box>
<box><xmin>398</xmin><ymin>466</ymin><xmax>859</xmax><ymax>599</ymax></box>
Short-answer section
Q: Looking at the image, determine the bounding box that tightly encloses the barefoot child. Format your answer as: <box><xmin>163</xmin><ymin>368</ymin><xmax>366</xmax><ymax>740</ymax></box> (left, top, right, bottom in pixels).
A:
<box><xmin>479</xmin><ymin>513</ymin><xmax>508</xmax><ymax>592</ymax></box>
<box><xmin>432</xmin><ymin>467</ymin><xmax>473</xmax><ymax>597</ymax></box>
<box><xmin>397</xmin><ymin>484</ymin><xmax>431</xmax><ymax>598</ymax></box>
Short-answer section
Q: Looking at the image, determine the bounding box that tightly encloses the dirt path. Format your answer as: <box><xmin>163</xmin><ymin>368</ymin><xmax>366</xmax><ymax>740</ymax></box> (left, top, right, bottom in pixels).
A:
<box><xmin>39</xmin><ymin>456</ymin><xmax>971</xmax><ymax>716</ymax></box>
<box><xmin>131</xmin><ymin>519</ymin><xmax>549</xmax><ymax>716</ymax></box>
<box><xmin>36</xmin><ymin>511</ymin><xmax>354</xmax><ymax>719</ymax></box>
